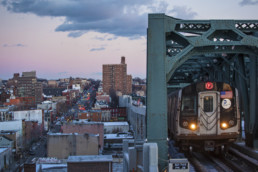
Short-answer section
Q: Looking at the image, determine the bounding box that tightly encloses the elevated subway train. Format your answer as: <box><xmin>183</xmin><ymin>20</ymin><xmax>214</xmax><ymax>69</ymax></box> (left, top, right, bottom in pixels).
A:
<box><xmin>167</xmin><ymin>82</ymin><xmax>240</xmax><ymax>152</ymax></box>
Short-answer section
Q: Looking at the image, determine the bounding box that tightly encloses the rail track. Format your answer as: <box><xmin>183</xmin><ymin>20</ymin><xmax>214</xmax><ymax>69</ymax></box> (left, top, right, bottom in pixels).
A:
<box><xmin>188</xmin><ymin>152</ymin><xmax>232</xmax><ymax>172</ymax></box>
<box><xmin>224</xmin><ymin>147</ymin><xmax>258</xmax><ymax>172</ymax></box>
<box><xmin>188</xmin><ymin>147</ymin><xmax>258</xmax><ymax>172</ymax></box>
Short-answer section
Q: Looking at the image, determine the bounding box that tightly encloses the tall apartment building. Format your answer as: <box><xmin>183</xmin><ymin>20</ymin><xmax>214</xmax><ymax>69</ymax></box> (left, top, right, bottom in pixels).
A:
<box><xmin>103</xmin><ymin>57</ymin><xmax>132</xmax><ymax>95</ymax></box>
<box><xmin>17</xmin><ymin>71</ymin><xmax>43</xmax><ymax>105</ymax></box>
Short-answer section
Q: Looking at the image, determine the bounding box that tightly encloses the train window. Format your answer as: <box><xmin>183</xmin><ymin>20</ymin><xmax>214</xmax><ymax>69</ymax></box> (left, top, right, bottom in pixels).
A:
<box><xmin>203</xmin><ymin>96</ymin><xmax>213</xmax><ymax>112</ymax></box>
<box><xmin>181</xmin><ymin>96</ymin><xmax>197</xmax><ymax>116</ymax></box>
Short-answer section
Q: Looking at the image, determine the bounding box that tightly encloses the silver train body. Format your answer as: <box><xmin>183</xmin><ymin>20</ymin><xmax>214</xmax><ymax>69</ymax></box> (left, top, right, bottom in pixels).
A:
<box><xmin>168</xmin><ymin>82</ymin><xmax>240</xmax><ymax>152</ymax></box>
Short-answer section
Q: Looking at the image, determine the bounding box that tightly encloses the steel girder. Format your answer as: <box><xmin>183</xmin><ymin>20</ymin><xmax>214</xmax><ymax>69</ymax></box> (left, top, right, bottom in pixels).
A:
<box><xmin>147</xmin><ymin>14</ymin><xmax>258</xmax><ymax>170</ymax></box>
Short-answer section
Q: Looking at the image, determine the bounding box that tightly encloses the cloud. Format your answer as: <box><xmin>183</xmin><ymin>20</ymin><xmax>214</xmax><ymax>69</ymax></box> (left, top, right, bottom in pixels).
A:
<box><xmin>16</xmin><ymin>43</ymin><xmax>25</xmax><ymax>47</ymax></box>
<box><xmin>93</xmin><ymin>35</ymin><xmax>118</xmax><ymax>41</ymax></box>
<box><xmin>107</xmin><ymin>37</ymin><xmax>118</xmax><ymax>41</ymax></box>
<box><xmin>68</xmin><ymin>31</ymin><xmax>86</xmax><ymax>38</ymax></box>
<box><xmin>169</xmin><ymin>6</ymin><xmax>197</xmax><ymax>19</ymax></box>
<box><xmin>129</xmin><ymin>35</ymin><xmax>144</xmax><ymax>40</ymax></box>
<box><xmin>90</xmin><ymin>47</ymin><xmax>105</xmax><ymax>52</ymax></box>
<box><xmin>2</xmin><ymin>43</ymin><xmax>26</xmax><ymax>47</ymax></box>
<box><xmin>1</xmin><ymin>1</ymin><xmax>198</xmax><ymax>37</ymax></box>
<box><xmin>94</xmin><ymin>36</ymin><xmax>105</xmax><ymax>41</ymax></box>
<box><xmin>1</xmin><ymin>0</ymin><xmax>152</xmax><ymax>38</ymax></box>
<box><xmin>148</xmin><ymin>1</ymin><xmax>170</xmax><ymax>13</ymax></box>
<box><xmin>239</xmin><ymin>0</ymin><xmax>258</xmax><ymax>5</ymax></box>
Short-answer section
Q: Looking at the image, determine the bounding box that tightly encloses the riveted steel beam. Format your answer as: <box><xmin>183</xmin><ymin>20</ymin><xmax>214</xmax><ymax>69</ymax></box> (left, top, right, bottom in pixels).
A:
<box><xmin>147</xmin><ymin>14</ymin><xmax>168</xmax><ymax>170</ymax></box>
<box><xmin>147</xmin><ymin>14</ymin><xmax>258</xmax><ymax>169</ymax></box>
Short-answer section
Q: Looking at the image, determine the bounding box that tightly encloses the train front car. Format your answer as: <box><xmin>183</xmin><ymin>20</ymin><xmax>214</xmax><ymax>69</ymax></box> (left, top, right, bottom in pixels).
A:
<box><xmin>168</xmin><ymin>82</ymin><xmax>240</xmax><ymax>153</ymax></box>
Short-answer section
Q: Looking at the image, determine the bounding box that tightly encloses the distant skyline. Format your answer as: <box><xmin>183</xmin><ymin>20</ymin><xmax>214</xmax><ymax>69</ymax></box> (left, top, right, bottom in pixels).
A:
<box><xmin>1</xmin><ymin>0</ymin><xmax>258</xmax><ymax>80</ymax></box>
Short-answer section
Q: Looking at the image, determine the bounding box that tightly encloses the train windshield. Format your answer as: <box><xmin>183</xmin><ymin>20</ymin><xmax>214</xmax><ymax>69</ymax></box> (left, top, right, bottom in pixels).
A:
<box><xmin>203</xmin><ymin>96</ymin><xmax>213</xmax><ymax>112</ymax></box>
<box><xmin>181</xmin><ymin>95</ymin><xmax>197</xmax><ymax>116</ymax></box>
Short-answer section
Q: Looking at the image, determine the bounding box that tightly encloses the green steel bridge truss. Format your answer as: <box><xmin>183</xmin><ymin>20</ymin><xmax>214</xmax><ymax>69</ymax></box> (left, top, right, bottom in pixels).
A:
<box><xmin>147</xmin><ymin>14</ymin><xmax>258</xmax><ymax>170</ymax></box>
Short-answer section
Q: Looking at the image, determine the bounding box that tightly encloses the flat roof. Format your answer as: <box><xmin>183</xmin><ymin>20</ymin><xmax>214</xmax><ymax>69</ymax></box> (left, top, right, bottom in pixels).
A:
<box><xmin>104</xmin><ymin>122</ymin><xmax>128</xmax><ymax>126</ymax></box>
<box><xmin>0</xmin><ymin>148</ymin><xmax>8</xmax><ymax>154</ymax></box>
<box><xmin>67</xmin><ymin>155</ymin><xmax>113</xmax><ymax>163</ymax></box>
<box><xmin>65</xmin><ymin>120</ymin><xmax>103</xmax><ymax>125</ymax></box>
<box><xmin>47</xmin><ymin>132</ymin><xmax>99</xmax><ymax>137</ymax></box>
<box><xmin>41</xmin><ymin>164</ymin><xmax>67</xmax><ymax>170</ymax></box>
<box><xmin>104</xmin><ymin>133</ymin><xmax>133</xmax><ymax>139</ymax></box>
<box><xmin>0</xmin><ymin>130</ymin><xmax>19</xmax><ymax>133</ymax></box>
<box><xmin>0</xmin><ymin>108</ymin><xmax>9</xmax><ymax>112</ymax></box>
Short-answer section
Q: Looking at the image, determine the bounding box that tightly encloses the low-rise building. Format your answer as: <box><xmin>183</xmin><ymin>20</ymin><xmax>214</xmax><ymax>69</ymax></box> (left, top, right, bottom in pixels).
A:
<box><xmin>0</xmin><ymin>89</ymin><xmax>11</xmax><ymax>105</ymax></box>
<box><xmin>0</xmin><ymin>136</ymin><xmax>14</xmax><ymax>149</ymax></box>
<box><xmin>47</xmin><ymin>80</ymin><xmax>58</xmax><ymax>88</ymax></box>
<box><xmin>0</xmin><ymin>148</ymin><xmax>13</xmax><ymax>171</ymax></box>
<box><xmin>119</xmin><ymin>95</ymin><xmax>146</xmax><ymax>140</ymax></box>
<box><xmin>47</xmin><ymin>133</ymin><xmax>99</xmax><ymax>159</ymax></box>
<box><xmin>94</xmin><ymin>101</ymin><xmax>109</xmax><ymax>109</ymax></box>
<box><xmin>77</xmin><ymin>110</ymin><xmax>102</xmax><ymax>121</ymax></box>
<box><xmin>5</xmin><ymin>96</ymin><xmax>36</xmax><ymax>107</ymax></box>
<box><xmin>0</xmin><ymin>107</ymin><xmax>13</xmax><ymax>121</ymax></box>
<box><xmin>52</xmin><ymin>96</ymin><xmax>66</xmax><ymax>102</ymax></box>
<box><xmin>62</xmin><ymin>121</ymin><xmax>104</xmax><ymax>149</ymax></box>
<box><xmin>72</xmin><ymin>84</ymin><xmax>81</xmax><ymax>93</ymax></box>
<box><xmin>37</xmin><ymin>101</ymin><xmax>57</xmax><ymax>112</ymax></box>
<box><xmin>101</xmin><ymin>107</ymin><xmax>127</xmax><ymax>121</ymax></box>
<box><xmin>104</xmin><ymin>133</ymin><xmax>133</xmax><ymax>150</ymax></box>
<box><xmin>22</xmin><ymin>120</ymin><xmax>41</xmax><ymax>150</ymax></box>
<box><xmin>103</xmin><ymin>122</ymin><xmax>129</xmax><ymax>134</ymax></box>
<box><xmin>67</xmin><ymin>155</ymin><xmax>113</xmax><ymax>172</ymax></box>
<box><xmin>43</xmin><ymin>88</ymin><xmax>66</xmax><ymax>97</ymax></box>
<box><xmin>0</xmin><ymin>121</ymin><xmax>23</xmax><ymax>152</ymax></box>
<box><xmin>96</xmin><ymin>95</ymin><xmax>111</xmax><ymax>104</ymax></box>
<box><xmin>37</xmin><ymin>158</ymin><xmax>67</xmax><ymax>172</ymax></box>
<box><xmin>13</xmin><ymin>109</ymin><xmax>44</xmax><ymax>126</ymax></box>
<box><xmin>62</xmin><ymin>89</ymin><xmax>79</xmax><ymax>105</ymax></box>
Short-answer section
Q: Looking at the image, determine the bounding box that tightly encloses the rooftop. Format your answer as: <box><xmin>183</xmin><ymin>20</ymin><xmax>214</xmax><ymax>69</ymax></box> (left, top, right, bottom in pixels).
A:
<box><xmin>104</xmin><ymin>122</ymin><xmax>128</xmax><ymax>126</ymax></box>
<box><xmin>37</xmin><ymin>157</ymin><xmax>63</xmax><ymax>164</ymax></box>
<box><xmin>0</xmin><ymin>108</ymin><xmax>9</xmax><ymax>112</ymax></box>
<box><xmin>67</xmin><ymin>155</ymin><xmax>113</xmax><ymax>163</ymax></box>
<box><xmin>104</xmin><ymin>133</ymin><xmax>133</xmax><ymax>139</ymax></box>
<box><xmin>47</xmin><ymin>132</ymin><xmax>99</xmax><ymax>137</ymax></box>
<box><xmin>65</xmin><ymin>120</ymin><xmax>103</xmax><ymax>125</ymax></box>
<box><xmin>0</xmin><ymin>148</ymin><xmax>8</xmax><ymax>154</ymax></box>
<box><xmin>0</xmin><ymin>130</ymin><xmax>19</xmax><ymax>133</ymax></box>
<box><xmin>41</xmin><ymin>164</ymin><xmax>67</xmax><ymax>171</ymax></box>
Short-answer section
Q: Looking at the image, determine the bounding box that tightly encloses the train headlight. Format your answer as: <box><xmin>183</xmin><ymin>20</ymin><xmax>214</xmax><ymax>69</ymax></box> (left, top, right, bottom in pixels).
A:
<box><xmin>190</xmin><ymin>123</ymin><xmax>197</xmax><ymax>130</ymax></box>
<box><xmin>221</xmin><ymin>122</ymin><xmax>228</xmax><ymax>129</ymax></box>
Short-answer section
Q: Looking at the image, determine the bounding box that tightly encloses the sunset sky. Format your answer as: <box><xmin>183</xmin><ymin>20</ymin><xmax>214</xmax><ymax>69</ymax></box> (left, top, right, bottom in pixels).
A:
<box><xmin>1</xmin><ymin>0</ymin><xmax>258</xmax><ymax>80</ymax></box>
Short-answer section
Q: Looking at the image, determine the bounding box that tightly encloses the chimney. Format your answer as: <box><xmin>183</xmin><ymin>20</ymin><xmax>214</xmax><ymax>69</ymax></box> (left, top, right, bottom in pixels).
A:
<box><xmin>121</xmin><ymin>56</ymin><xmax>125</xmax><ymax>64</ymax></box>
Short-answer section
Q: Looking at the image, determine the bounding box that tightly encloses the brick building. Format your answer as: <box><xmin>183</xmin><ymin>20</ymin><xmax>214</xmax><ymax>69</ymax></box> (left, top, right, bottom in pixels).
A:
<box><xmin>16</xmin><ymin>71</ymin><xmax>43</xmax><ymax>106</ymax></box>
<box><xmin>62</xmin><ymin>89</ymin><xmax>79</xmax><ymax>105</ymax></box>
<box><xmin>7</xmin><ymin>73</ymin><xmax>19</xmax><ymax>88</ymax></box>
<box><xmin>0</xmin><ymin>89</ymin><xmax>11</xmax><ymax>105</ymax></box>
<box><xmin>22</xmin><ymin>120</ymin><xmax>41</xmax><ymax>149</ymax></box>
<box><xmin>102</xmin><ymin>57</ymin><xmax>132</xmax><ymax>95</ymax></box>
<box><xmin>4</xmin><ymin>97</ymin><xmax>36</xmax><ymax>107</ymax></box>
<box><xmin>62</xmin><ymin>121</ymin><xmax>104</xmax><ymax>149</ymax></box>
<box><xmin>47</xmin><ymin>133</ymin><xmax>99</xmax><ymax>159</ymax></box>
<box><xmin>47</xmin><ymin>80</ymin><xmax>58</xmax><ymax>87</ymax></box>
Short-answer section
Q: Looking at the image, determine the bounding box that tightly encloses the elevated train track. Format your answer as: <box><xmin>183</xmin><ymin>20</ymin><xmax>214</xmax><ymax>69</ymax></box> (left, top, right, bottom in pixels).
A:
<box><xmin>189</xmin><ymin>147</ymin><xmax>258</xmax><ymax>172</ymax></box>
<box><xmin>147</xmin><ymin>14</ymin><xmax>258</xmax><ymax>170</ymax></box>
